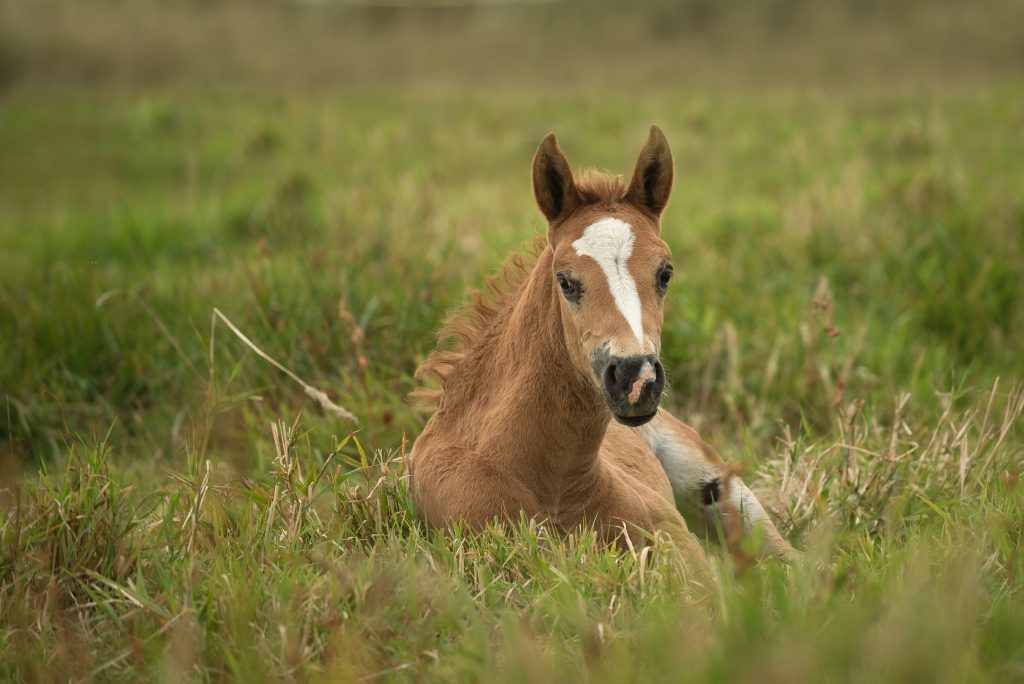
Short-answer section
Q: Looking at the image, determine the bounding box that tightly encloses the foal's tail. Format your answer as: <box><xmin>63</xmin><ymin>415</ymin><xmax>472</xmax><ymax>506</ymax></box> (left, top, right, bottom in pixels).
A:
<box><xmin>638</xmin><ymin>411</ymin><xmax>798</xmax><ymax>563</ymax></box>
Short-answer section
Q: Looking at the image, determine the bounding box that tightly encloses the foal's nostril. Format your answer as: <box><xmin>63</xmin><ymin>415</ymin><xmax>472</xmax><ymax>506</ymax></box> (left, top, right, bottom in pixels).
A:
<box><xmin>617</xmin><ymin>363</ymin><xmax>632</xmax><ymax>391</ymax></box>
<box><xmin>604</xmin><ymin>362</ymin><xmax>623</xmax><ymax>393</ymax></box>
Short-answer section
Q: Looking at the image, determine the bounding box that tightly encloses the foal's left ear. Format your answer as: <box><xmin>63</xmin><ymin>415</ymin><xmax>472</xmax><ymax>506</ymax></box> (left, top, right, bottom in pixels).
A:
<box><xmin>626</xmin><ymin>125</ymin><xmax>674</xmax><ymax>218</ymax></box>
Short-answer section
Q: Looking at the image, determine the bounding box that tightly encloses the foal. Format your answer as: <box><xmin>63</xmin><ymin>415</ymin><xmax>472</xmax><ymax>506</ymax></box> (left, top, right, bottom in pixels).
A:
<box><xmin>411</xmin><ymin>127</ymin><xmax>795</xmax><ymax>583</ymax></box>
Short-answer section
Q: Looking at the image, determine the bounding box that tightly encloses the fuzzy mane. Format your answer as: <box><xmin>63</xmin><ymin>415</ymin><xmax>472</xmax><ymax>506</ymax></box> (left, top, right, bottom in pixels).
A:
<box><xmin>411</xmin><ymin>170</ymin><xmax>627</xmax><ymax>409</ymax></box>
<box><xmin>576</xmin><ymin>170</ymin><xmax>628</xmax><ymax>208</ymax></box>
<box><xmin>410</xmin><ymin>234</ymin><xmax>544</xmax><ymax>408</ymax></box>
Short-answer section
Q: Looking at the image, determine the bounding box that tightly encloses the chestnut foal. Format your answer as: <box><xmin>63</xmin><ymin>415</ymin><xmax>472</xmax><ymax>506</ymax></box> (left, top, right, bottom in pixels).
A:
<box><xmin>411</xmin><ymin>127</ymin><xmax>795</xmax><ymax>584</ymax></box>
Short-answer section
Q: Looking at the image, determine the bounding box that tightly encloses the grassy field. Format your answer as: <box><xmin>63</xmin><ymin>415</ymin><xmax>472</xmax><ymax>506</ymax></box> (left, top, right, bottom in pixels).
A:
<box><xmin>3</xmin><ymin>1</ymin><xmax>1024</xmax><ymax>681</ymax></box>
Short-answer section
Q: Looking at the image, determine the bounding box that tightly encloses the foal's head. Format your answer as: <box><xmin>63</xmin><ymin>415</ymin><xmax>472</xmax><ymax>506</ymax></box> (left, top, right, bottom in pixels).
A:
<box><xmin>532</xmin><ymin>126</ymin><xmax>675</xmax><ymax>427</ymax></box>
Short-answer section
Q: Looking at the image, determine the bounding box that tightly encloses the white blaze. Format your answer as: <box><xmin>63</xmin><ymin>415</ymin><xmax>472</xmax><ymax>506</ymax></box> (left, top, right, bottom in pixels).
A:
<box><xmin>572</xmin><ymin>217</ymin><xmax>645</xmax><ymax>347</ymax></box>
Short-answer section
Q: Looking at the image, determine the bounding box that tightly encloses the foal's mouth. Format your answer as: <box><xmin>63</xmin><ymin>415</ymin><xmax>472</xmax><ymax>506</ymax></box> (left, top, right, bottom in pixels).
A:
<box><xmin>611</xmin><ymin>409</ymin><xmax>659</xmax><ymax>427</ymax></box>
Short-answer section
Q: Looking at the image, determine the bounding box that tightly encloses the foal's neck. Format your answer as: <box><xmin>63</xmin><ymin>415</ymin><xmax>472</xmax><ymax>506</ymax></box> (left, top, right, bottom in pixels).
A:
<box><xmin>449</xmin><ymin>247</ymin><xmax>610</xmax><ymax>494</ymax></box>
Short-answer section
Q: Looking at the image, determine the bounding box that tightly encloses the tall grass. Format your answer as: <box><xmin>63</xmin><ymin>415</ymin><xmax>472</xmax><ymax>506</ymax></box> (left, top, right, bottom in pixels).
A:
<box><xmin>2</xmin><ymin>381</ymin><xmax>1022</xmax><ymax>679</ymax></box>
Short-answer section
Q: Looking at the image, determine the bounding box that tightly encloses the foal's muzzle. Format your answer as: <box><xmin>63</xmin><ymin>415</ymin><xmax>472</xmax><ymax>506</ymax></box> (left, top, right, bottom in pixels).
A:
<box><xmin>595</xmin><ymin>353</ymin><xmax>665</xmax><ymax>426</ymax></box>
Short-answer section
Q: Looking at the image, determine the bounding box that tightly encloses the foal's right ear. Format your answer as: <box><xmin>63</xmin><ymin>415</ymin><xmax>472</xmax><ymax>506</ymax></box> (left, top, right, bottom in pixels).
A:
<box><xmin>532</xmin><ymin>133</ymin><xmax>579</xmax><ymax>224</ymax></box>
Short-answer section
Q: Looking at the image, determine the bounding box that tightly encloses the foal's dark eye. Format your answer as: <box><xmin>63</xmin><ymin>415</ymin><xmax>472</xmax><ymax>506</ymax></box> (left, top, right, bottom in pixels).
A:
<box><xmin>556</xmin><ymin>273</ymin><xmax>581</xmax><ymax>302</ymax></box>
<box><xmin>658</xmin><ymin>265</ymin><xmax>674</xmax><ymax>291</ymax></box>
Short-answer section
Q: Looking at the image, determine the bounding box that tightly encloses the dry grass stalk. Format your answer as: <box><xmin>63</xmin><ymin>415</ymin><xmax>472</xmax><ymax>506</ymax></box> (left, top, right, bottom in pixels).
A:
<box><xmin>761</xmin><ymin>383</ymin><xmax>1024</xmax><ymax>538</ymax></box>
<box><xmin>211</xmin><ymin>308</ymin><xmax>358</xmax><ymax>424</ymax></box>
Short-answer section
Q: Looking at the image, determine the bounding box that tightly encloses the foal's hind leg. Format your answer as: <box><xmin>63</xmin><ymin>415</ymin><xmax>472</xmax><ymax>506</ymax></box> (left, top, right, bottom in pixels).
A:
<box><xmin>638</xmin><ymin>411</ymin><xmax>797</xmax><ymax>561</ymax></box>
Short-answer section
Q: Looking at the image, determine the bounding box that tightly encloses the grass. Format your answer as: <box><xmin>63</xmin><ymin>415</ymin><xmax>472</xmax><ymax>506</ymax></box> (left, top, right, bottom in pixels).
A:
<box><xmin>2</xmin><ymin>0</ymin><xmax>1024</xmax><ymax>680</ymax></box>
<box><xmin>1</xmin><ymin>390</ymin><xmax>1022</xmax><ymax>680</ymax></box>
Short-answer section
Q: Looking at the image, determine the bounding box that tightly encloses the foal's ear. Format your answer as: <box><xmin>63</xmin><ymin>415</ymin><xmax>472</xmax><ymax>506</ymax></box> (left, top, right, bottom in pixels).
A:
<box><xmin>532</xmin><ymin>133</ymin><xmax>579</xmax><ymax>224</ymax></box>
<box><xmin>626</xmin><ymin>125</ymin><xmax>674</xmax><ymax>217</ymax></box>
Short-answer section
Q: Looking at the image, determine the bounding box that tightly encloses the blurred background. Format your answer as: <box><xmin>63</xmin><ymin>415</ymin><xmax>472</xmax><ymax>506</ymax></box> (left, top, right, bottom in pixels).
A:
<box><xmin>1</xmin><ymin>0</ymin><xmax>1022</xmax><ymax>468</ymax></box>
<box><xmin>2</xmin><ymin>0</ymin><xmax>1023</xmax><ymax>91</ymax></box>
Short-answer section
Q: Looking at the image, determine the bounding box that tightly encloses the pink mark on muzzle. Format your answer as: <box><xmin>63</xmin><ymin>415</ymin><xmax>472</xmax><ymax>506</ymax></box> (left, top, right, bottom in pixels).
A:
<box><xmin>628</xmin><ymin>363</ymin><xmax>656</xmax><ymax>405</ymax></box>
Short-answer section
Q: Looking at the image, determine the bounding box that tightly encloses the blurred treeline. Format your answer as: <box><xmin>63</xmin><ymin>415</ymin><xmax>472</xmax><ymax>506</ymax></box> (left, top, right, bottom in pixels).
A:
<box><xmin>2</xmin><ymin>0</ymin><xmax>1022</xmax><ymax>92</ymax></box>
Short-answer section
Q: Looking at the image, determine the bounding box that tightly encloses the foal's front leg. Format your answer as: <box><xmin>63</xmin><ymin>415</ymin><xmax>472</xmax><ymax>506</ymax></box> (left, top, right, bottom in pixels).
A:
<box><xmin>592</xmin><ymin>473</ymin><xmax>717</xmax><ymax>593</ymax></box>
<box><xmin>639</xmin><ymin>411</ymin><xmax>797</xmax><ymax>562</ymax></box>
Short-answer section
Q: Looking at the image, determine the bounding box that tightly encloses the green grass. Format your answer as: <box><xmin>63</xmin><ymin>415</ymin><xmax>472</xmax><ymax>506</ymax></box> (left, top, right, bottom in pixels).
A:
<box><xmin>2</xmin><ymin>6</ymin><xmax>1024</xmax><ymax>676</ymax></box>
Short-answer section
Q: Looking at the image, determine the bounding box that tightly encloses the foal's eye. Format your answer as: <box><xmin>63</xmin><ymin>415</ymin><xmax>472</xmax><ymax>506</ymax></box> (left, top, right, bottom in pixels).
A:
<box><xmin>658</xmin><ymin>265</ymin><xmax>674</xmax><ymax>292</ymax></box>
<box><xmin>556</xmin><ymin>273</ymin><xmax>581</xmax><ymax>302</ymax></box>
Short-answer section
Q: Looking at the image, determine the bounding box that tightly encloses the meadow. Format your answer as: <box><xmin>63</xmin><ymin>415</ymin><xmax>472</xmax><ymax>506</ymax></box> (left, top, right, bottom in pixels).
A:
<box><xmin>2</xmin><ymin>1</ymin><xmax>1024</xmax><ymax>681</ymax></box>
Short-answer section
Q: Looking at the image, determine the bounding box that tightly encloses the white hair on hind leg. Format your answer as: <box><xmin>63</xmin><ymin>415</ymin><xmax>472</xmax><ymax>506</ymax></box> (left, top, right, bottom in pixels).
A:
<box><xmin>637</xmin><ymin>420</ymin><xmax>718</xmax><ymax>514</ymax></box>
<box><xmin>726</xmin><ymin>480</ymin><xmax>771</xmax><ymax>531</ymax></box>
<box><xmin>639</xmin><ymin>415</ymin><xmax>798</xmax><ymax>560</ymax></box>
<box><xmin>719</xmin><ymin>476</ymin><xmax>797</xmax><ymax>560</ymax></box>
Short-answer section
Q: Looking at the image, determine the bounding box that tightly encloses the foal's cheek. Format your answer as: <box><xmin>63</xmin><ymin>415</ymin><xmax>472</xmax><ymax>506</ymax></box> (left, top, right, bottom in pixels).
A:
<box><xmin>559</xmin><ymin>306</ymin><xmax>590</xmax><ymax>362</ymax></box>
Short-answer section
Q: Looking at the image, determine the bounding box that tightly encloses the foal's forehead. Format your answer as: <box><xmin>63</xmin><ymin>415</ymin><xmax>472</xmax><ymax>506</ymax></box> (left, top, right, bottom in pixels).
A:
<box><xmin>571</xmin><ymin>217</ymin><xmax>635</xmax><ymax>262</ymax></box>
<box><xmin>554</xmin><ymin>205</ymin><xmax>668</xmax><ymax>261</ymax></box>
